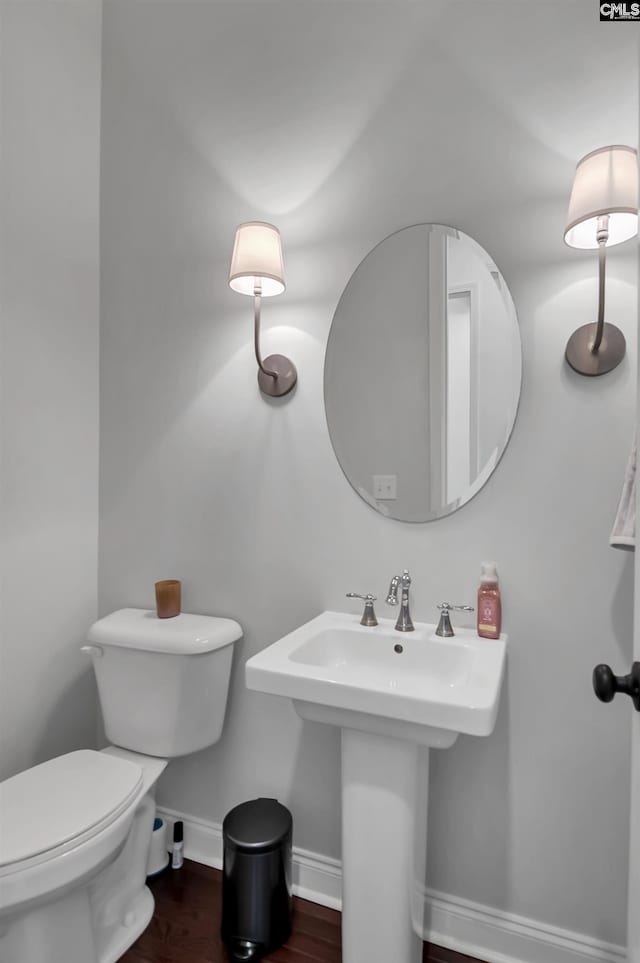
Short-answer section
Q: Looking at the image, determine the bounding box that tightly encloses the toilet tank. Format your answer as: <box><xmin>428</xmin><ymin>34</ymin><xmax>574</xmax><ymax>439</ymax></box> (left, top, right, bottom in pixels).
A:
<box><xmin>85</xmin><ymin>608</ymin><xmax>242</xmax><ymax>758</ymax></box>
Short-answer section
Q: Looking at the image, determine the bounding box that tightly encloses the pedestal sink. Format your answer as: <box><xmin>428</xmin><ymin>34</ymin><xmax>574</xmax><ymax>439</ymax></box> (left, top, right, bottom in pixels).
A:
<box><xmin>245</xmin><ymin>611</ymin><xmax>507</xmax><ymax>963</ymax></box>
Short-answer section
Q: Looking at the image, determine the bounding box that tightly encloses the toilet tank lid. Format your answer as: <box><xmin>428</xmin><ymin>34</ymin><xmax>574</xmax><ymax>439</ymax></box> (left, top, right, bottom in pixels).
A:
<box><xmin>87</xmin><ymin>608</ymin><xmax>243</xmax><ymax>655</ymax></box>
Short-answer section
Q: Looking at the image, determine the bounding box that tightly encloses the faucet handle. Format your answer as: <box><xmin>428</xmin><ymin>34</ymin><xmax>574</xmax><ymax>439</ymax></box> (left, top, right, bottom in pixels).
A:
<box><xmin>346</xmin><ymin>593</ymin><xmax>378</xmax><ymax>627</ymax></box>
<box><xmin>436</xmin><ymin>602</ymin><xmax>474</xmax><ymax>638</ymax></box>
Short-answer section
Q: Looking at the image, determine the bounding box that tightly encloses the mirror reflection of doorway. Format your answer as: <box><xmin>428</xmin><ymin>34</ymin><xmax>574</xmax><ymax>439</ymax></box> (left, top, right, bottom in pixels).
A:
<box><xmin>446</xmin><ymin>286</ymin><xmax>477</xmax><ymax>504</ymax></box>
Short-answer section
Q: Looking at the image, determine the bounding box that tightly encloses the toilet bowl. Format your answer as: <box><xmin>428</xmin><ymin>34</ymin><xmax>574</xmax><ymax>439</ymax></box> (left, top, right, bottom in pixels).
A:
<box><xmin>0</xmin><ymin>608</ymin><xmax>242</xmax><ymax>963</ymax></box>
<box><xmin>0</xmin><ymin>748</ymin><xmax>166</xmax><ymax>963</ymax></box>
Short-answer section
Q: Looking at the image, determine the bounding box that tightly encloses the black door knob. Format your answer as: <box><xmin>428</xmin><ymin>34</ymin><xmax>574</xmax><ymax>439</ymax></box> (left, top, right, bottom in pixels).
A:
<box><xmin>593</xmin><ymin>662</ymin><xmax>640</xmax><ymax>711</ymax></box>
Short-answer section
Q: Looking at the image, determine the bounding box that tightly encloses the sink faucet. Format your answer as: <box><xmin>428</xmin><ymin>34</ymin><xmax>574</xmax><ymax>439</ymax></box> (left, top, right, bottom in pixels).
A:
<box><xmin>386</xmin><ymin>569</ymin><xmax>414</xmax><ymax>632</ymax></box>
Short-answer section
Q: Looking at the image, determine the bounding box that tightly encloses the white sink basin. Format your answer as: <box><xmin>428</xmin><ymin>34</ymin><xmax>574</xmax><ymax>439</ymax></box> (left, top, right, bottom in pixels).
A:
<box><xmin>246</xmin><ymin>610</ymin><xmax>506</xmax><ymax>747</ymax></box>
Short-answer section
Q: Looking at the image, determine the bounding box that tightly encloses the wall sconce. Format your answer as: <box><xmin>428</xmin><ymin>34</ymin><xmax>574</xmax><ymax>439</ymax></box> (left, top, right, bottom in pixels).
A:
<box><xmin>228</xmin><ymin>221</ymin><xmax>297</xmax><ymax>397</ymax></box>
<box><xmin>564</xmin><ymin>144</ymin><xmax>638</xmax><ymax>376</ymax></box>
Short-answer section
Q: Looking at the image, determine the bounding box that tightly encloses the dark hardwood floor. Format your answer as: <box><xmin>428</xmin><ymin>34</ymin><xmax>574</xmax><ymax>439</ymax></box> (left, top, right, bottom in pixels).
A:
<box><xmin>121</xmin><ymin>860</ymin><xmax>485</xmax><ymax>963</ymax></box>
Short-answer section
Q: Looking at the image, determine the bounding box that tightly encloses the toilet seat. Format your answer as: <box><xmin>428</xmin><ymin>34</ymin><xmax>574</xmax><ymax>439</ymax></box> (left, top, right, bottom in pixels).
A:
<box><xmin>0</xmin><ymin>750</ymin><xmax>143</xmax><ymax>875</ymax></box>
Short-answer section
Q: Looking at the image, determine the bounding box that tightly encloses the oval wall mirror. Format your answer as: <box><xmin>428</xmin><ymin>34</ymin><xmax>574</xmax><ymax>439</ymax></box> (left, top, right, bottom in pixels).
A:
<box><xmin>324</xmin><ymin>224</ymin><xmax>522</xmax><ymax>522</ymax></box>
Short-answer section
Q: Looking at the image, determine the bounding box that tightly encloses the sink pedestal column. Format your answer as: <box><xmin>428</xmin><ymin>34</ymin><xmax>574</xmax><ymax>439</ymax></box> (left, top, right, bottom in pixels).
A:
<box><xmin>341</xmin><ymin>728</ymin><xmax>427</xmax><ymax>963</ymax></box>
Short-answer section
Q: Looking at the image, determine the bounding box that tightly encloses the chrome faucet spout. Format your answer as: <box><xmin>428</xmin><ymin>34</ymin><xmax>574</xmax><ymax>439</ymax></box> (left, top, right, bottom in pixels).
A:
<box><xmin>386</xmin><ymin>575</ymin><xmax>400</xmax><ymax>605</ymax></box>
<box><xmin>386</xmin><ymin>569</ymin><xmax>414</xmax><ymax>632</ymax></box>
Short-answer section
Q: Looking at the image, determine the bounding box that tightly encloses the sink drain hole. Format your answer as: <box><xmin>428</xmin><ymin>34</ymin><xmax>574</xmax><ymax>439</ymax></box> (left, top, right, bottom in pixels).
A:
<box><xmin>394</xmin><ymin>643</ymin><xmax>404</xmax><ymax>654</ymax></box>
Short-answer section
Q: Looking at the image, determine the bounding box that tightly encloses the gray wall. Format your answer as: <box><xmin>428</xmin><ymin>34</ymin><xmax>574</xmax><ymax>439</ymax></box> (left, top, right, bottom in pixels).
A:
<box><xmin>99</xmin><ymin>1</ymin><xmax>637</xmax><ymax>945</ymax></box>
<box><xmin>0</xmin><ymin>1</ymin><xmax>102</xmax><ymax>780</ymax></box>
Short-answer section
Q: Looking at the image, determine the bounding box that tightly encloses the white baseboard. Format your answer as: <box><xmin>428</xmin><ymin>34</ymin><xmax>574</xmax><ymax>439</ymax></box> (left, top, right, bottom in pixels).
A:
<box><xmin>421</xmin><ymin>887</ymin><xmax>625</xmax><ymax>963</ymax></box>
<box><xmin>157</xmin><ymin>806</ymin><xmax>626</xmax><ymax>963</ymax></box>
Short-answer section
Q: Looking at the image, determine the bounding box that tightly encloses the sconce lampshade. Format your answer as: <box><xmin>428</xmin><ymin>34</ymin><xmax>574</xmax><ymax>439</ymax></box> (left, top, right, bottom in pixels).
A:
<box><xmin>228</xmin><ymin>221</ymin><xmax>285</xmax><ymax>296</ymax></box>
<box><xmin>564</xmin><ymin>145</ymin><xmax>638</xmax><ymax>249</ymax></box>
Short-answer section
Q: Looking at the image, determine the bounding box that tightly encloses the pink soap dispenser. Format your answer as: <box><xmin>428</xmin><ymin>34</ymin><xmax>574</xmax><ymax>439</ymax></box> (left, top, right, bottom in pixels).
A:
<box><xmin>477</xmin><ymin>562</ymin><xmax>501</xmax><ymax>639</ymax></box>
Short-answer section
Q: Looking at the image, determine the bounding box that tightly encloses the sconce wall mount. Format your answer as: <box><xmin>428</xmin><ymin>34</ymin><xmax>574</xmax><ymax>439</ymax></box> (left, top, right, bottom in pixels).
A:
<box><xmin>564</xmin><ymin>144</ymin><xmax>638</xmax><ymax>377</ymax></box>
<box><xmin>229</xmin><ymin>221</ymin><xmax>297</xmax><ymax>397</ymax></box>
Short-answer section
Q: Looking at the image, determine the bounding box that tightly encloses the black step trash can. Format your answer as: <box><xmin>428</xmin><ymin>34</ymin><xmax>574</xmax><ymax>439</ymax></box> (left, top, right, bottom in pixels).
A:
<box><xmin>221</xmin><ymin>798</ymin><xmax>293</xmax><ymax>962</ymax></box>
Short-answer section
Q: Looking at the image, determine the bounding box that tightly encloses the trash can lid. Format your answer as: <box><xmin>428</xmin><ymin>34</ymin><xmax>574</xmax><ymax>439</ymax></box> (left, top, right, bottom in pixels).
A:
<box><xmin>223</xmin><ymin>798</ymin><xmax>292</xmax><ymax>854</ymax></box>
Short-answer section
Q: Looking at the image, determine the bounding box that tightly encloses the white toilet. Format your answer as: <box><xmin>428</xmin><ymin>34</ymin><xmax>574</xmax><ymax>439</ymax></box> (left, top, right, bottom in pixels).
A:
<box><xmin>0</xmin><ymin>607</ymin><xmax>242</xmax><ymax>963</ymax></box>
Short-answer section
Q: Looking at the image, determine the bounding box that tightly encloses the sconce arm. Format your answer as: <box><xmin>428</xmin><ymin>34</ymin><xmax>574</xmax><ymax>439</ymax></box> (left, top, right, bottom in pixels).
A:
<box><xmin>248</xmin><ymin>280</ymin><xmax>297</xmax><ymax>398</ymax></box>
<box><xmin>565</xmin><ymin>211</ymin><xmax>626</xmax><ymax>376</ymax></box>
<box><xmin>591</xmin><ymin>238</ymin><xmax>606</xmax><ymax>355</ymax></box>
<box><xmin>253</xmin><ymin>290</ymin><xmax>278</xmax><ymax>380</ymax></box>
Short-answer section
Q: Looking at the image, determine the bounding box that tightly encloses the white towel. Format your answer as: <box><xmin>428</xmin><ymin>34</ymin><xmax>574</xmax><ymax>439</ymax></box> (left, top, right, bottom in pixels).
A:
<box><xmin>610</xmin><ymin>442</ymin><xmax>636</xmax><ymax>551</ymax></box>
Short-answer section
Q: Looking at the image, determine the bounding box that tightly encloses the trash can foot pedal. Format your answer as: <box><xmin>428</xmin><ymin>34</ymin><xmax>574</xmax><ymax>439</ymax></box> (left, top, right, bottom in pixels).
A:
<box><xmin>229</xmin><ymin>938</ymin><xmax>263</xmax><ymax>961</ymax></box>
